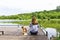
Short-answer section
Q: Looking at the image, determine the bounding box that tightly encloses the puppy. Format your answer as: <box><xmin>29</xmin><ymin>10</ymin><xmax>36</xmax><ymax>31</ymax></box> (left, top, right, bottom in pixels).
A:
<box><xmin>21</xmin><ymin>26</ymin><xmax>28</xmax><ymax>35</ymax></box>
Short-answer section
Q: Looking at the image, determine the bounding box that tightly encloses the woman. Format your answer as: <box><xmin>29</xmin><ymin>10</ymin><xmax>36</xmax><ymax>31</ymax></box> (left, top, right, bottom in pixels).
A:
<box><xmin>29</xmin><ymin>16</ymin><xmax>39</xmax><ymax>35</ymax></box>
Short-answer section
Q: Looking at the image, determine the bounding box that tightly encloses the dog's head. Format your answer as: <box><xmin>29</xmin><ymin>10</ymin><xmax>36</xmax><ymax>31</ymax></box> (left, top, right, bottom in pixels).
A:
<box><xmin>21</xmin><ymin>26</ymin><xmax>27</xmax><ymax>32</ymax></box>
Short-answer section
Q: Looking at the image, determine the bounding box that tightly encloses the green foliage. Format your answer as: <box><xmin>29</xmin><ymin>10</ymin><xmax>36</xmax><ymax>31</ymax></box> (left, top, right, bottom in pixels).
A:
<box><xmin>55</xmin><ymin>36</ymin><xmax>60</xmax><ymax>40</ymax></box>
<box><xmin>0</xmin><ymin>10</ymin><xmax>60</xmax><ymax>19</ymax></box>
<box><xmin>11</xmin><ymin>19</ymin><xmax>60</xmax><ymax>32</ymax></box>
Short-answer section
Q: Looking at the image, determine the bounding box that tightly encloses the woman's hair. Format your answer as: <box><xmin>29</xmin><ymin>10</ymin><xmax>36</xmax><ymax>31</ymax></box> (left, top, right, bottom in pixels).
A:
<box><xmin>32</xmin><ymin>16</ymin><xmax>38</xmax><ymax>25</ymax></box>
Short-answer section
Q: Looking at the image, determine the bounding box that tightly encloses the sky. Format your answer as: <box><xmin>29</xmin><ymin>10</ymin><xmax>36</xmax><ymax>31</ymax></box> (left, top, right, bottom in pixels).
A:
<box><xmin>0</xmin><ymin>0</ymin><xmax>60</xmax><ymax>16</ymax></box>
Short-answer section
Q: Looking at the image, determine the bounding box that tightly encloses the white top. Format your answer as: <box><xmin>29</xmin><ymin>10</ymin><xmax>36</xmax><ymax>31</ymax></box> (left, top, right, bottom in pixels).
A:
<box><xmin>29</xmin><ymin>23</ymin><xmax>39</xmax><ymax>32</ymax></box>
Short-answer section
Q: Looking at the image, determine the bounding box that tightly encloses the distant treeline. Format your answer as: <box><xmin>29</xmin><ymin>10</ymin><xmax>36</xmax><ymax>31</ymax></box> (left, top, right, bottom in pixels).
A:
<box><xmin>0</xmin><ymin>9</ymin><xmax>60</xmax><ymax>20</ymax></box>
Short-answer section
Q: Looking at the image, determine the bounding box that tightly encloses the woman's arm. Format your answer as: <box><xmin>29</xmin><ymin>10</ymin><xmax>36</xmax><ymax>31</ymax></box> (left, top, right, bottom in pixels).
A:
<box><xmin>29</xmin><ymin>23</ymin><xmax>32</xmax><ymax>27</ymax></box>
<box><xmin>37</xmin><ymin>24</ymin><xmax>40</xmax><ymax>28</ymax></box>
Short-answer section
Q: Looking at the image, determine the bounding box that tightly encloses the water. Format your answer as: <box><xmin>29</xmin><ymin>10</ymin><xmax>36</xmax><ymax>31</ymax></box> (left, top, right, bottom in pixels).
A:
<box><xmin>0</xmin><ymin>23</ymin><xmax>22</xmax><ymax>27</ymax></box>
<box><xmin>45</xmin><ymin>28</ymin><xmax>57</xmax><ymax>40</ymax></box>
<box><xmin>0</xmin><ymin>19</ymin><xmax>30</xmax><ymax>23</ymax></box>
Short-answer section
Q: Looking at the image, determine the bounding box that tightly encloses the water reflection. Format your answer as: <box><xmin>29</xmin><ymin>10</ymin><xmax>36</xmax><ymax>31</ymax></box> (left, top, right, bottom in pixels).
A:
<box><xmin>45</xmin><ymin>28</ymin><xmax>59</xmax><ymax>40</ymax></box>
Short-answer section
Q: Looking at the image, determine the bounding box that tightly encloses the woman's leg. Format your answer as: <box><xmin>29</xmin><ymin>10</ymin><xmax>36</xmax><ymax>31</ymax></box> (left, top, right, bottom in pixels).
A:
<box><xmin>30</xmin><ymin>31</ymin><xmax>34</xmax><ymax>35</ymax></box>
<box><xmin>34</xmin><ymin>31</ymin><xmax>38</xmax><ymax>35</ymax></box>
<box><xmin>30</xmin><ymin>31</ymin><xmax>38</xmax><ymax>35</ymax></box>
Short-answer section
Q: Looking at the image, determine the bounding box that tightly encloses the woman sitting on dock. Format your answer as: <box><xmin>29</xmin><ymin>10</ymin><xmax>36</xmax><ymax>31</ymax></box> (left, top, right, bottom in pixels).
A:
<box><xmin>29</xmin><ymin>16</ymin><xmax>39</xmax><ymax>35</ymax></box>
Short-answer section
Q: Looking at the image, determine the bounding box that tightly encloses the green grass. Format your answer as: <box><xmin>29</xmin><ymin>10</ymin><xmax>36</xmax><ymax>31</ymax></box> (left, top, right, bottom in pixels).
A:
<box><xmin>11</xmin><ymin>19</ymin><xmax>60</xmax><ymax>32</ymax></box>
<box><xmin>38</xmin><ymin>19</ymin><xmax>60</xmax><ymax>32</ymax></box>
<box><xmin>54</xmin><ymin>36</ymin><xmax>60</xmax><ymax>40</ymax></box>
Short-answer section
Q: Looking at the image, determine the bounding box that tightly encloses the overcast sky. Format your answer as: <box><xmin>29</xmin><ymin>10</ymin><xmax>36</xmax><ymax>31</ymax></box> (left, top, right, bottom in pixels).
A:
<box><xmin>0</xmin><ymin>0</ymin><xmax>60</xmax><ymax>16</ymax></box>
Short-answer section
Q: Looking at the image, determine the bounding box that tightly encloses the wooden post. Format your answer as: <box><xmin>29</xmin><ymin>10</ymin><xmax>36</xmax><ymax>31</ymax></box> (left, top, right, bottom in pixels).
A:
<box><xmin>2</xmin><ymin>31</ymin><xmax>4</xmax><ymax>35</ymax></box>
<box><xmin>46</xmin><ymin>31</ymin><xmax>48</xmax><ymax>36</ymax></box>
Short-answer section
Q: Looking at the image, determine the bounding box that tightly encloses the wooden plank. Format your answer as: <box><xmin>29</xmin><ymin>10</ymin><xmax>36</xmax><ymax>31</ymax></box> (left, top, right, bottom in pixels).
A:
<box><xmin>0</xmin><ymin>35</ymin><xmax>48</xmax><ymax>40</ymax></box>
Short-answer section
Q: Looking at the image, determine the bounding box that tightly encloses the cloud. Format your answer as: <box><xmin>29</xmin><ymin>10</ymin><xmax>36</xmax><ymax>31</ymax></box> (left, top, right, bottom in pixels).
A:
<box><xmin>0</xmin><ymin>0</ymin><xmax>59</xmax><ymax>16</ymax></box>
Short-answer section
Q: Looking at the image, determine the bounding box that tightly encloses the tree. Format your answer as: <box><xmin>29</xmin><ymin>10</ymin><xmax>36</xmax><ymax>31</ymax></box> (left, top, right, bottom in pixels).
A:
<box><xmin>56</xmin><ymin>6</ymin><xmax>60</xmax><ymax>11</ymax></box>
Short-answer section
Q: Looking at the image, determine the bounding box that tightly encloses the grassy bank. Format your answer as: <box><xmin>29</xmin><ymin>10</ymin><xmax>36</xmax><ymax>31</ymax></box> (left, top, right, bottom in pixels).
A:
<box><xmin>11</xmin><ymin>19</ymin><xmax>60</xmax><ymax>32</ymax></box>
